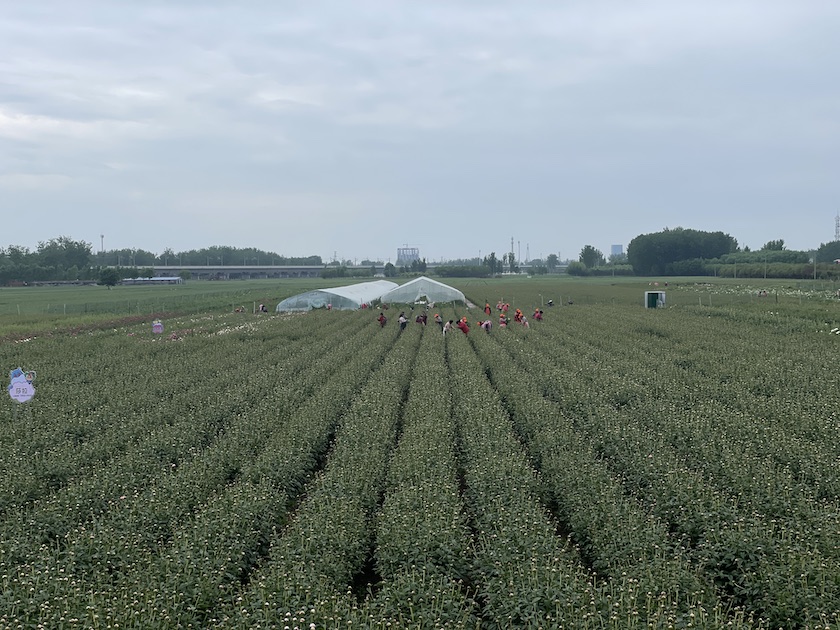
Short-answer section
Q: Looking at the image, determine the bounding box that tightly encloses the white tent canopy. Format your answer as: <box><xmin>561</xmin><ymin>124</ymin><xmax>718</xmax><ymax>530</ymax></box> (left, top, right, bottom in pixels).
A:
<box><xmin>380</xmin><ymin>276</ymin><xmax>465</xmax><ymax>305</ymax></box>
<box><xmin>276</xmin><ymin>280</ymin><xmax>398</xmax><ymax>311</ymax></box>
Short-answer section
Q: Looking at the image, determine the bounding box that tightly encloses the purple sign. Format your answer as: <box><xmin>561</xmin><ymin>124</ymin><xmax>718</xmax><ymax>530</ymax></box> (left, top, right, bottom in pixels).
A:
<box><xmin>8</xmin><ymin>368</ymin><xmax>36</xmax><ymax>403</ymax></box>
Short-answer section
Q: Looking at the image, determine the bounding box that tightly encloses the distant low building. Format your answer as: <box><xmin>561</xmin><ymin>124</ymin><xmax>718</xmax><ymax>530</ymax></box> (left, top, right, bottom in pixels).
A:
<box><xmin>121</xmin><ymin>276</ymin><xmax>183</xmax><ymax>285</ymax></box>
<box><xmin>396</xmin><ymin>247</ymin><xmax>420</xmax><ymax>265</ymax></box>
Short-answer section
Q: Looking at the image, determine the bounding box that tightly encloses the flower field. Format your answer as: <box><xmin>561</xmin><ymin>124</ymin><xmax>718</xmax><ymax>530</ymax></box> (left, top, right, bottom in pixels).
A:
<box><xmin>1</xmin><ymin>284</ymin><xmax>839</xmax><ymax>628</ymax></box>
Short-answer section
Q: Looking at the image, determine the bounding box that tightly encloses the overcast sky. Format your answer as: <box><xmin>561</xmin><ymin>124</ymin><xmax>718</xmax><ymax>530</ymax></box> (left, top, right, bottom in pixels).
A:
<box><xmin>2</xmin><ymin>1</ymin><xmax>839</xmax><ymax>263</ymax></box>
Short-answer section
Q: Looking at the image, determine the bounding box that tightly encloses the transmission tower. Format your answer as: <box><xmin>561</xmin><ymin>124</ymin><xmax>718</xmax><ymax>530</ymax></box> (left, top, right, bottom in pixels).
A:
<box><xmin>835</xmin><ymin>212</ymin><xmax>839</xmax><ymax>241</ymax></box>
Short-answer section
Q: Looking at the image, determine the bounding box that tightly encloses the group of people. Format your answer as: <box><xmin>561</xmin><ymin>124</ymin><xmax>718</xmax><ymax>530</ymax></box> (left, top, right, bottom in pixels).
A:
<box><xmin>441</xmin><ymin>316</ymin><xmax>470</xmax><ymax>335</ymax></box>
<box><xmin>377</xmin><ymin>298</ymin><xmax>547</xmax><ymax>336</ymax></box>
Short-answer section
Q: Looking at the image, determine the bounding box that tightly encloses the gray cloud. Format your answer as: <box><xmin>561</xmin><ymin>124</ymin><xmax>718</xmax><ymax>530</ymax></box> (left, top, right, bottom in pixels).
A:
<box><xmin>1</xmin><ymin>1</ymin><xmax>839</xmax><ymax>260</ymax></box>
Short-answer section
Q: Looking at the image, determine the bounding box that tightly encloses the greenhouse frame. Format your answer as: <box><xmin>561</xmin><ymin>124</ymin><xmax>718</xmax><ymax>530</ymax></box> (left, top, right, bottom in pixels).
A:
<box><xmin>276</xmin><ymin>280</ymin><xmax>398</xmax><ymax>312</ymax></box>
<box><xmin>379</xmin><ymin>276</ymin><xmax>465</xmax><ymax>305</ymax></box>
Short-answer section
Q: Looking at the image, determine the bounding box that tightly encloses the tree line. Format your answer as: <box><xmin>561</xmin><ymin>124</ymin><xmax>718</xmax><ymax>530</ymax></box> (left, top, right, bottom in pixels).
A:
<box><xmin>623</xmin><ymin>228</ymin><xmax>840</xmax><ymax>279</ymax></box>
<box><xmin>0</xmin><ymin>237</ymin><xmax>323</xmax><ymax>285</ymax></box>
<box><xmin>6</xmin><ymin>230</ymin><xmax>840</xmax><ymax>286</ymax></box>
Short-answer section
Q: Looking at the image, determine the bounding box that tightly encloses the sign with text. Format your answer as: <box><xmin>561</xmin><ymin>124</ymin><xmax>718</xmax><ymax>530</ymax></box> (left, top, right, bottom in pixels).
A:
<box><xmin>8</xmin><ymin>368</ymin><xmax>36</xmax><ymax>403</ymax></box>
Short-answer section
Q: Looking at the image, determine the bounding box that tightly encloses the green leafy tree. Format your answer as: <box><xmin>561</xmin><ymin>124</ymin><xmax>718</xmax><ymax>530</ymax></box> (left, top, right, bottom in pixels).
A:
<box><xmin>816</xmin><ymin>241</ymin><xmax>840</xmax><ymax>263</ymax></box>
<box><xmin>5</xmin><ymin>245</ymin><xmax>30</xmax><ymax>265</ymax></box>
<box><xmin>483</xmin><ymin>252</ymin><xmax>500</xmax><ymax>275</ymax></box>
<box><xmin>383</xmin><ymin>262</ymin><xmax>397</xmax><ymax>277</ymax></box>
<box><xmin>579</xmin><ymin>245</ymin><xmax>605</xmax><ymax>268</ymax></box>
<box><xmin>409</xmin><ymin>258</ymin><xmax>427</xmax><ymax>273</ymax></box>
<box><xmin>546</xmin><ymin>253</ymin><xmax>559</xmax><ymax>271</ymax></box>
<box><xmin>507</xmin><ymin>252</ymin><xmax>518</xmax><ymax>273</ymax></box>
<box><xmin>761</xmin><ymin>239</ymin><xmax>785</xmax><ymax>251</ymax></box>
<box><xmin>159</xmin><ymin>248</ymin><xmax>176</xmax><ymax>265</ymax></box>
<box><xmin>566</xmin><ymin>261</ymin><xmax>588</xmax><ymax>276</ymax></box>
<box><xmin>99</xmin><ymin>267</ymin><xmax>121</xmax><ymax>287</ymax></box>
<box><xmin>627</xmin><ymin>228</ymin><xmax>738</xmax><ymax>275</ymax></box>
<box><xmin>37</xmin><ymin>236</ymin><xmax>92</xmax><ymax>270</ymax></box>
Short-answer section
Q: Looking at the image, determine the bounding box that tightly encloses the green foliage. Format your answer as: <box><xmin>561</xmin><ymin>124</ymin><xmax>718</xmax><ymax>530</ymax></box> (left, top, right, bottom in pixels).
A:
<box><xmin>627</xmin><ymin>227</ymin><xmax>738</xmax><ymax>275</ymax></box>
<box><xmin>579</xmin><ymin>245</ymin><xmax>605</xmax><ymax>268</ymax></box>
<box><xmin>816</xmin><ymin>240</ymin><xmax>840</xmax><ymax>263</ymax></box>
<box><xmin>717</xmin><ymin>249</ymin><xmax>809</xmax><ymax>264</ymax></box>
<box><xmin>761</xmin><ymin>239</ymin><xmax>786</xmax><ymax>251</ymax></box>
<box><xmin>1</xmin><ymin>281</ymin><xmax>840</xmax><ymax>628</ymax></box>
<box><xmin>565</xmin><ymin>260</ymin><xmax>588</xmax><ymax>276</ymax></box>
<box><xmin>37</xmin><ymin>236</ymin><xmax>93</xmax><ymax>270</ymax></box>
<box><xmin>0</xmin><ymin>239</ymin><xmax>324</xmax><ymax>285</ymax></box>
<box><xmin>483</xmin><ymin>251</ymin><xmax>502</xmax><ymax>274</ymax></box>
<box><xmin>98</xmin><ymin>267</ymin><xmax>121</xmax><ymax>287</ymax></box>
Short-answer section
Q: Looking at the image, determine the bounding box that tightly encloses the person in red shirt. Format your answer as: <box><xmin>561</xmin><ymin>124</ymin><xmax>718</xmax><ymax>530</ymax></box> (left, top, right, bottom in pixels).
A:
<box><xmin>456</xmin><ymin>318</ymin><xmax>470</xmax><ymax>334</ymax></box>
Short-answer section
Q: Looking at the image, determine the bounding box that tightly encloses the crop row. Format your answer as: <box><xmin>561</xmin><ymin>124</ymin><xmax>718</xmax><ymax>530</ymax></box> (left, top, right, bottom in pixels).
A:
<box><xmin>212</xmin><ymin>320</ymin><xmax>420</xmax><ymax>627</ymax></box>
<box><xmin>0</xmin><ymin>312</ymin><xmax>356</xmax><ymax>515</ymax></box>
<box><xmin>0</xmin><ymin>312</ymin><xmax>396</xmax><ymax>627</ymax></box>
<box><xmin>473</xmin><ymin>301</ymin><xmax>840</xmax><ymax>627</ymax></box>
<box><xmin>3</xmin><ymin>298</ymin><xmax>840</xmax><ymax>627</ymax></box>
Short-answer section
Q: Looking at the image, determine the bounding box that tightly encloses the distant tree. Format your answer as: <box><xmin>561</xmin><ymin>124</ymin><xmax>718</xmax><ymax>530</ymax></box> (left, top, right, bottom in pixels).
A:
<box><xmin>566</xmin><ymin>261</ymin><xmax>588</xmax><ymax>276</ymax></box>
<box><xmin>627</xmin><ymin>228</ymin><xmax>738</xmax><ymax>275</ymax></box>
<box><xmin>99</xmin><ymin>267</ymin><xmax>121</xmax><ymax>287</ymax></box>
<box><xmin>37</xmin><ymin>236</ymin><xmax>92</xmax><ymax>270</ymax></box>
<box><xmin>483</xmin><ymin>252</ymin><xmax>500</xmax><ymax>275</ymax></box>
<box><xmin>132</xmin><ymin>249</ymin><xmax>157</xmax><ymax>266</ymax></box>
<box><xmin>546</xmin><ymin>253</ymin><xmax>559</xmax><ymax>271</ymax></box>
<box><xmin>178</xmin><ymin>270</ymin><xmax>192</xmax><ymax>281</ymax></box>
<box><xmin>762</xmin><ymin>239</ymin><xmax>785</xmax><ymax>251</ymax></box>
<box><xmin>383</xmin><ymin>262</ymin><xmax>397</xmax><ymax>277</ymax></box>
<box><xmin>816</xmin><ymin>241</ymin><xmax>840</xmax><ymax>263</ymax></box>
<box><xmin>579</xmin><ymin>245</ymin><xmax>605</xmax><ymax>269</ymax></box>
<box><xmin>159</xmin><ymin>248</ymin><xmax>176</xmax><ymax>265</ymax></box>
<box><xmin>5</xmin><ymin>245</ymin><xmax>30</xmax><ymax>265</ymax></box>
<box><xmin>138</xmin><ymin>267</ymin><xmax>155</xmax><ymax>278</ymax></box>
<box><xmin>507</xmin><ymin>252</ymin><xmax>518</xmax><ymax>273</ymax></box>
<box><xmin>64</xmin><ymin>265</ymin><xmax>80</xmax><ymax>281</ymax></box>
